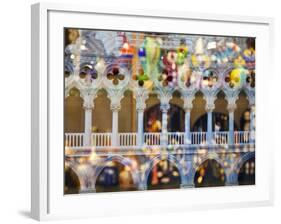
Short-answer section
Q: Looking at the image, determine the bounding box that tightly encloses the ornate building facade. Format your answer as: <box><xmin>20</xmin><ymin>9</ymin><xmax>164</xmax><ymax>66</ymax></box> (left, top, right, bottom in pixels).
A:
<box><xmin>64</xmin><ymin>29</ymin><xmax>255</xmax><ymax>194</ymax></box>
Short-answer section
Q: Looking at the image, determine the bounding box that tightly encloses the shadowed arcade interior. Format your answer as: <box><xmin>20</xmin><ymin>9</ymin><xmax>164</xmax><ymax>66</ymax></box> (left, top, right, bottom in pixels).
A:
<box><xmin>194</xmin><ymin>159</ymin><xmax>226</xmax><ymax>187</ymax></box>
<box><xmin>147</xmin><ymin>159</ymin><xmax>181</xmax><ymax>190</ymax></box>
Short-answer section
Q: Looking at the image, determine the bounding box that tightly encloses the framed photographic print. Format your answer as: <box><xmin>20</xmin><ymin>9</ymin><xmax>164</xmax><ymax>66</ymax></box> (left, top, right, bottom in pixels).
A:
<box><xmin>31</xmin><ymin>2</ymin><xmax>274</xmax><ymax>221</ymax></box>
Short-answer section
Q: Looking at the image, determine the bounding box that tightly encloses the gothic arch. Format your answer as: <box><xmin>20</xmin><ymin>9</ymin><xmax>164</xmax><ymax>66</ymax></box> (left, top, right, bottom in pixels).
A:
<box><xmin>190</xmin><ymin>152</ymin><xmax>225</xmax><ymax>182</ymax></box>
<box><xmin>192</xmin><ymin>111</ymin><xmax>237</xmax><ymax>132</ymax></box>
<box><xmin>190</xmin><ymin>90</ymin><xmax>206</xmax><ymax>130</ymax></box>
<box><xmin>64</xmin><ymin>87</ymin><xmax>85</xmax><ymax>133</ymax></box>
<box><xmin>65</xmin><ymin>160</ymin><xmax>90</xmax><ymax>190</ymax></box>
<box><xmin>232</xmin><ymin>151</ymin><xmax>255</xmax><ymax>173</ymax></box>
<box><xmin>92</xmin><ymin>155</ymin><xmax>140</xmax><ymax>187</ymax></box>
<box><xmin>143</xmin><ymin>153</ymin><xmax>185</xmax><ymax>185</ymax></box>
<box><xmin>65</xmin><ymin>79</ymin><xmax>84</xmax><ymax>98</ymax></box>
<box><xmin>242</xmin><ymin>87</ymin><xmax>255</xmax><ymax>106</ymax></box>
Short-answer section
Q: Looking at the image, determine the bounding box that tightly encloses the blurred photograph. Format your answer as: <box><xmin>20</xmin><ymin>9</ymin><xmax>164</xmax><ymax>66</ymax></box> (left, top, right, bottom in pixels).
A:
<box><xmin>64</xmin><ymin>29</ymin><xmax>255</xmax><ymax>194</ymax></box>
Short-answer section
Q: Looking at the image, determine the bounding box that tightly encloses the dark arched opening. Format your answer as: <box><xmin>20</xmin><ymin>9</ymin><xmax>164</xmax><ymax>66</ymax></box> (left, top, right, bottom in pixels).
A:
<box><xmin>144</xmin><ymin>103</ymin><xmax>185</xmax><ymax>132</ymax></box>
<box><xmin>192</xmin><ymin>112</ymin><xmax>235</xmax><ymax>132</ymax></box>
<box><xmin>235</xmin><ymin>90</ymin><xmax>250</xmax><ymax>131</ymax></box>
<box><xmin>238</xmin><ymin>157</ymin><xmax>255</xmax><ymax>185</ymax></box>
<box><xmin>147</xmin><ymin>159</ymin><xmax>181</xmax><ymax>190</ymax></box>
<box><xmin>64</xmin><ymin>167</ymin><xmax>81</xmax><ymax>194</ymax></box>
<box><xmin>240</xmin><ymin>109</ymin><xmax>251</xmax><ymax>131</ymax></box>
<box><xmin>194</xmin><ymin>159</ymin><xmax>226</xmax><ymax>187</ymax></box>
<box><xmin>95</xmin><ymin>161</ymin><xmax>137</xmax><ymax>192</ymax></box>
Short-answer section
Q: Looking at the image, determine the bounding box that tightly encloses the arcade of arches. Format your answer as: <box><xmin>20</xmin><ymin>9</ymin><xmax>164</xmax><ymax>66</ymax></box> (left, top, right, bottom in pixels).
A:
<box><xmin>64</xmin><ymin>29</ymin><xmax>255</xmax><ymax>194</ymax></box>
<box><xmin>65</xmin><ymin>155</ymin><xmax>255</xmax><ymax>193</ymax></box>
<box><xmin>64</xmin><ymin>89</ymin><xmax>251</xmax><ymax>133</ymax></box>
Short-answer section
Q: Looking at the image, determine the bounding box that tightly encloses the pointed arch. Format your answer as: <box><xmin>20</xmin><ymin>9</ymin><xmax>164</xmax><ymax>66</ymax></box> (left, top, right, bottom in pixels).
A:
<box><xmin>64</xmin><ymin>87</ymin><xmax>84</xmax><ymax>133</ymax></box>
<box><xmin>192</xmin><ymin>156</ymin><xmax>226</xmax><ymax>187</ymax></box>
<box><xmin>235</xmin><ymin>89</ymin><xmax>250</xmax><ymax>131</ymax></box>
<box><xmin>232</xmin><ymin>152</ymin><xmax>255</xmax><ymax>173</ymax></box>
<box><xmin>191</xmin><ymin>90</ymin><xmax>206</xmax><ymax>131</ymax></box>
<box><xmin>92</xmin><ymin>155</ymin><xmax>140</xmax><ymax>187</ymax></box>
<box><xmin>64</xmin><ymin>160</ymin><xmax>93</xmax><ymax>193</ymax></box>
<box><xmin>190</xmin><ymin>152</ymin><xmax>225</xmax><ymax>182</ymax></box>
<box><xmin>143</xmin><ymin>153</ymin><xmax>185</xmax><ymax>185</ymax></box>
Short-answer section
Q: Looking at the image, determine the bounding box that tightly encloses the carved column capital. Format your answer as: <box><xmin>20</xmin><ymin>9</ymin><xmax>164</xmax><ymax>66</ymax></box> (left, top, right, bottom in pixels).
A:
<box><xmin>83</xmin><ymin>101</ymin><xmax>94</xmax><ymax>110</ymax></box>
<box><xmin>160</xmin><ymin>103</ymin><xmax>170</xmax><ymax>113</ymax></box>
<box><xmin>110</xmin><ymin>103</ymin><xmax>121</xmax><ymax>112</ymax></box>
<box><xmin>245</xmin><ymin>89</ymin><xmax>255</xmax><ymax>107</ymax></box>
<box><xmin>182</xmin><ymin>94</ymin><xmax>195</xmax><ymax>112</ymax></box>
<box><xmin>227</xmin><ymin>100</ymin><xmax>237</xmax><ymax>112</ymax></box>
<box><xmin>157</xmin><ymin>91</ymin><xmax>172</xmax><ymax>112</ymax></box>
<box><xmin>135</xmin><ymin>89</ymin><xmax>149</xmax><ymax>111</ymax></box>
<box><xmin>81</xmin><ymin>89</ymin><xmax>97</xmax><ymax>110</ymax></box>
<box><xmin>107</xmin><ymin>89</ymin><xmax>124</xmax><ymax>112</ymax></box>
<box><xmin>204</xmin><ymin>95</ymin><xmax>216</xmax><ymax>112</ymax></box>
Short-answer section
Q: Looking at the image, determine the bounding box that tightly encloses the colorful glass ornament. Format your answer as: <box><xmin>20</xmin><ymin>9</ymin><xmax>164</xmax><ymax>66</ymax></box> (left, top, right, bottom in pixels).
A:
<box><xmin>144</xmin><ymin>37</ymin><xmax>161</xmax><ymax>80</ymax></box>
<box><xmin>224</xmin><ymin>56</ymin><xmax>248</xmax><ymax>88</ymax></box>
<box><xmin>243</xmin><ymin>48</ymin><xmax>255</xmax><ymax>68</ymax></box>
<box><xmin>208</xmin><ymin>40</ymin><xmax>241</xmax><ymax>65</ymax></box>
<box><xmin>118</xmin><ymin>38</ymin><xmax>134</xmax><ymax>67</ymax></box>
<box><xmin>158</xmin><ymin>69</ymin><xmax>177</xmax><ymax>88</ymax></box>
<box><xmin>201</xmin><ymin>70</ymin><xmax>218</xmax><ymax>88</ymax></box>
<box><xmin>119</xmin><ymin>41</ymin><xmax>134</xmax><ymax>56</ymax></box>
<box><xmin>191</xmin><ymin>38</ymin><xmax>211</xmax><ymax>69</ymax></box>
<box><xmin>179</xmin><ymin>61</ymin><xmax>194</xmax><ymax>87</ymax></box>
<box><xmin>163</xmin><ymin>50</ymin><xmax>178</xmax><ymax>70</ymax></box>
<box><xmin>242</xmin><ymin>37</ymin><xmax>255</xmax><ymax>69</ymax></box>
<box><xmin>138</xmin><ymin>47</ymin><xmax>146</xmax><ymax>57</ymax></box>
<box><xmin>176</xmin><ymin>40</ymin><xmax>188</xmax><ymax>65</ymax></box>
<box><xmin>159</xmin><ymin>49</ymin><xmax>179</xmax><ymax>88</ymax></box>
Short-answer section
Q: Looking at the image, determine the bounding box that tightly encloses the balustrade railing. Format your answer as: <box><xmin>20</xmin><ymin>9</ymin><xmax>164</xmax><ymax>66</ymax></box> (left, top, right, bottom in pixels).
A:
<box><xmin>91</xmin><ymin>133</ymin><xmax>112</xmax><ymax>147</ymax></box>
<box><xmin>119</xmin><ymin>133</ymin><xmax>137</xmax><ymax>146</ymax></box>
<box><xmin>213</xmin><ymin>131</ymin><xmax>229</xmax><ymax>145</ymax></box>
<box><xmin>167</xmin><ymin>132</ymin><xmax>185</xmax><ymax>145</ymax></box>
<box><xmin>65</xmin><ymin>133</ymin><xmax>84</xmax><ymax>147</ymax></box>
<box><xmin>190</xmin><ymin>132</ymin><xmax>207</xmax><ymax>145</ymax></box>
<box><xmin>234</xmin><ymin>131</ymin><xmax>250</xmax><ymax>144</ymax></box>
<box><xmin>65</xmin><ymin>131</ymin><xmax>251</xmax><ymax>149</ymax></box>
<box><xmin>144</xmin><ymin>132</ymin><xmax>161</xmax><ymax>146</ymax></box>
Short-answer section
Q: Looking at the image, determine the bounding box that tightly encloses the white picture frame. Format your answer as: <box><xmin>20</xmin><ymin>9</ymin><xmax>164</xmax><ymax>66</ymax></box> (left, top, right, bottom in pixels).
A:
<box><xmin>31</xmin><ymin>2</ymin><xmax>274</xmax><ymax>221</ymax></box>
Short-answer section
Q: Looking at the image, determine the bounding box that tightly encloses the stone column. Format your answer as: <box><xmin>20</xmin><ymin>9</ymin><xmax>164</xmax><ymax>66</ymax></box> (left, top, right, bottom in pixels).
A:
<box><xmin>83</xmin><ymin>106</ymin><xmax>93</xmax><ymax>146</ymax></box>
<box><xmin>245</xmin><ymin>91</ymin><xmax>255</xmax><ymax>144</ymax></box>
<box><xmin>249</xmin><ymin>104</ymin><xmax>255</xmax><ymax>143</ymax></box>
<box><xmin>137</xmin><ymin>109</ymin><xmax>144</xmax><ymax>146</ymax></box>
<box><xmin>82</xmin><ymin>92</ymin><xmax>95</xmax><ymax>147</ymax></box>
<box><xmin>160</xmin><ymin>104</ymin><xmax>170</xmax><ymax>145</ymax></box>
<box><xmin>158</xmin><ymin>92</ymin><xmax>172</xmax><ymax>146</ymax></box>
<box><xmin>225</xmin><ymin>171</ymin><xmax>238</xmax><ymax>186</ymax></box>
<box><xmin>204</xmin><ymin>95</ymin><xmax>216</xmax><ymax>145</ymax></box>
<box><xmin>182</xmin><ymin>95</ymin><xmax>195</xmax><ymax>145</ymax></box>
<box><xmin>111</xmin><ymin>106</ymin><xmax>120</xmax><ymax>147</ymax></box>
<box><xmin>207</xmin><ymin>110</ymin><xmax>212</xmax><ymax>144</ymax></box>
<box><xmin>184</xmin><ymin>110</ymin><xmax>191</xmax><ymax>144</ymax></box>
<box><xmin>135</xmin><ymin>89</ymin><xmax>149</xmax><ymax>146</ymax></box>
<box><xmin>227</xmin><ymin>101</ymin><xmax>236</xmax><ymax>146</ymax></box>
<box><xmin>138</xmin><ymin>182</ymin><xmax>147</xmax><ymax>191</ymax></box>
<box><xmin>108</xmin><ymin>92</ymin><xmax>123</xmax><ymax>147</ymax></box>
